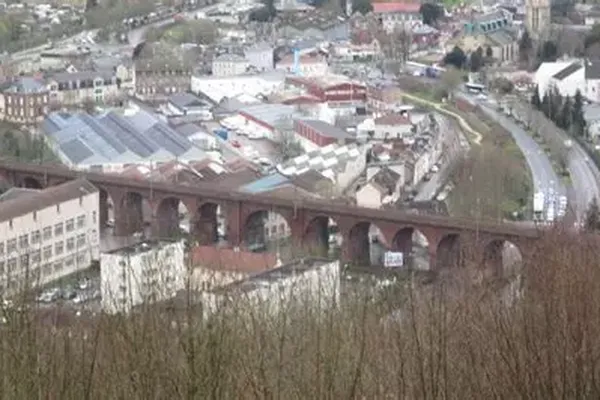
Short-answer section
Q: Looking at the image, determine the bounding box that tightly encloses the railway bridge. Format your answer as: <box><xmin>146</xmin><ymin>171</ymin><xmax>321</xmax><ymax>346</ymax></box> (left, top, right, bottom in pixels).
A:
<box><xmin>0</xmin><ymin>161</ymin><xmax>543</xmax><ymax>274</ymax></box>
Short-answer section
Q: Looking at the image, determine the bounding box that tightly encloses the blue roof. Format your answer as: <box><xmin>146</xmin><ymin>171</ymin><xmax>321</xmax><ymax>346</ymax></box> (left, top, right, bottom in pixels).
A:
<box><xmin>42</xmin><ymin>110</ymin><xmax>207</xmax><ymax>167</ymax></box>
<box><xmin>239</xmin><ymin>173</ymin><xmax>290</xmax><ymax>194</ymax></box>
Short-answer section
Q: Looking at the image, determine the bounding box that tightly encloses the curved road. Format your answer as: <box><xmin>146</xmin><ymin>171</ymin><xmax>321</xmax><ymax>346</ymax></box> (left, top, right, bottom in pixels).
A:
<box><xmin>457</xmin><ymin>92</ymin><xmax>569</xmax><ymax>219</ymax></box>
<box><xmin>508</xmin><ymin>99</ymin><xmax>600</xmax><ymax>223</ymax></box>
<box><xmin>127</xmin><ymin>4</ymin><xmax>222</xmax><ymax>47</ymax></box>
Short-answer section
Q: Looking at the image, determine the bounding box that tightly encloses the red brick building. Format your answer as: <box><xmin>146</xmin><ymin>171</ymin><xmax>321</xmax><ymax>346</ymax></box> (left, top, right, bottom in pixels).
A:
<box><xmin>285</xmin><ymin>75</ymin><xmax>367</xmax><ymax>104</ymax></box>
<box><xmin>294</xmin><ymin>119</ymin><xmax>352</xmax><ymax>148</ymax></box>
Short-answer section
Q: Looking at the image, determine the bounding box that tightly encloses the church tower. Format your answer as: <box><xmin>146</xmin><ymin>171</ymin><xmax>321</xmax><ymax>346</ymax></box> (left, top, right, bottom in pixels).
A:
<box><xmin>526</xmin><ymin>0</ymin><xmax>551</xmax><ymax>39</ymax></box>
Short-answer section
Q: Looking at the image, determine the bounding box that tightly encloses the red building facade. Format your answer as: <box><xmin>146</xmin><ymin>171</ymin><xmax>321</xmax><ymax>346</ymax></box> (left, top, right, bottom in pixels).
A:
<box><xmin>285</xmin><ymin>76</ymin><xmax>367</xmax><ymax>103</ymax></box>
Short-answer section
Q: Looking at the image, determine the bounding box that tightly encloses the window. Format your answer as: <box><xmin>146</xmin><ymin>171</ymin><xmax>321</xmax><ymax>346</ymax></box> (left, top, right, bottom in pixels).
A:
<box><xmin>31</xmin><ymin>250</ymin><xmax>41</xmax><ymax>265</ymax></box>
<box><xmin>33</xmin><ymin>211</ymin><xmax>37</xmax><ymax>221</ymax></box>
<box><xmin>76</xmin><ymin>253</ymin><xmax>86</xmax><ymax>265</ymax></box>
<box><xmin>7</xmin><ymin>258</ymin><xmax>16</xmax><ymax>273</ymax></box>
<box><xmin>65</xmin><ymin>257</ymin><xmax>74</xmax><ymax>267</ymax></box>
<box><xmin>92</xmin><ymin>211</ymin><xmax>97</xmax><ymax>224</ymax></box>
<box><xmin>53</xmin><ymin>261</ymin><xmax>62</xmax><ymax>272</ymax></box>
<box><xmin>66</xmin><ymin>238</ymin><xmax>75</xmax><ymax>251</ymax></box>
<box><xmin>56</xmin><ymin>204</ymin><xmax>60</xmax><ymax>213</ymax></box>
<box><xmin>43</xmin><ymin>245</ymin><xmax>52</xmax><ymax>260</ymax></box>
<box><xmin>7</xmin><ymin>239</ymin><xmax>16</xmax><ymax>253</ymax></box>
<box><xmin>55</xmin><ymin>241</ymin><xmax>64</xmax><ymax>255</ymax></box>
<box><xmin>0</xmin><ymin>261</ymin><xmax>4</xmax><ymax>275</ymax></box>
<box><xmin>19</xmin><ymin>234</ymin><xmax>28</xmax><ymax>249</ymax></box>
<box><xmin>54</xmin><ymin>222</ymin><xmax>63</xmax><ymax>236</ymax></box>
<box><xmin>76</xmin><ymin>234</ymin><xmax>85</xmax><ymax>247</ymax></box>
<box><xmin>31</xmin><ymin>230</ymin><xmax>41</xmax><ymax>244</ymax></box>
<box><xmin>66</xmin><ymin>219</ymin><xmax>74</xmax><ymax>232</ymax></box>
<box><xmin>77</xmin><ymin>215</ymin><xmax>86</xmax><ymax>228</ymax></box>
<box><xmin>20</xmin><ymin>254</ymin><xmax>29</xmax><ymax>268</ymax></box>
<box><xmin>43</xmin><ymin>226</ymin><xmax>52</xmax><ymax>240</ymax></box>
<box><xmin>9</xmin><ymin>220</ymin><xmax>12</xmax><ymax>229</ymax></box>
<box><xmin>0</xmin><ymin>242</ymin><xmax>4</xmax><ymax>255</ymax></box>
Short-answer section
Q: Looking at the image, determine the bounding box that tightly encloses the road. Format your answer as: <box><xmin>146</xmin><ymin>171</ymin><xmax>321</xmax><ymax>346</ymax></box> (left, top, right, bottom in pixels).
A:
<box><xmin>127</xmin><ymin>4</ymin><xmax>222</xmax><ymax>47</ymax></box>
<box><xmin>508</xmin><ymin>99</ymin><xmax>600</xmax><ymax>224</ymax></box>
<box><xmin>457</xmin><ymin>92</ymin><xmax>568</xmax><ymax>220</ymax></box>
<box><xmin>414</xmin><ymin>115</ymin><xmax>469</xmax><ymax>202</ymax></box>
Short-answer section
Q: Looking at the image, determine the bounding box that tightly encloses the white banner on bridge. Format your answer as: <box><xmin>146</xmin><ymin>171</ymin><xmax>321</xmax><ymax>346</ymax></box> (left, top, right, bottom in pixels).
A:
<box><xmin>384</xmin><ymin>252</ymin><xmax>404</xmax><ymax>268</ymax></box>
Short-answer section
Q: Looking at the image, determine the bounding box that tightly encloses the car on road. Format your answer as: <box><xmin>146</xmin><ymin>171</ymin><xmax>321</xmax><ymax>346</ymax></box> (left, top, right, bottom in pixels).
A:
<box><xmin>231</xmin><ymin>140</ymin><xmax>241</xmax><ymax>148</ymax></box>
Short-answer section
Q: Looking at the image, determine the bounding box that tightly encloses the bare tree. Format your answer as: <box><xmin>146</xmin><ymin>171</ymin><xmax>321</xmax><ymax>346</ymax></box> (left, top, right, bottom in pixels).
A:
<box><xmin>441</xmin><ymin>67</ymin><xmax>463</xmax><ymax>99</ymax></box>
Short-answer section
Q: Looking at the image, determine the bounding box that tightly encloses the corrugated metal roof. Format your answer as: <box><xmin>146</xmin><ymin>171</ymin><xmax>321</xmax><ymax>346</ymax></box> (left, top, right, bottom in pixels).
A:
<box><xmin>239</xmin><ymin>173</ymin><xmax>290</xmax><ymax>193</ymax></box>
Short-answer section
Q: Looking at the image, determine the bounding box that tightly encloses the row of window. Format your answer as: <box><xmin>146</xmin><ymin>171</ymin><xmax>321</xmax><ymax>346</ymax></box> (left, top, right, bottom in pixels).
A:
<box><xmin>3</xmin><ymin>214</ymin><xmax>92</xmax><ymax>252</ymax></box>
<box><xmin>0</xmin><ymin>252</ymin><xmax>89</xmax><ymax>292</ymax></box>
<box><xmin>0</xmin><ymin>233</ymin><xmax>93</xmax><ymax>269</ymax></box>
<box><xmin>6</xmin><ymin>95</ymin><xmax>49</xmax><ymax>106</ymax></box>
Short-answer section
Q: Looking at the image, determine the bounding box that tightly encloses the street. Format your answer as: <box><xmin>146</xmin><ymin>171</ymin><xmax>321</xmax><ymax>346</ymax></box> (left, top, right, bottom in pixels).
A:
<box><xmin>509</xmin><ymin>100</ymin><xmax>600</xmax><ymax>223</ymax></box>
<box><xmin>461</xmin><ymin>92</ymin><xmax>565</xmax><ymax>197</ymax></box>
<box><xmin>414</xmin><ymin>115</ymin><xmax>468</xmax><ymax>202</ymax></box>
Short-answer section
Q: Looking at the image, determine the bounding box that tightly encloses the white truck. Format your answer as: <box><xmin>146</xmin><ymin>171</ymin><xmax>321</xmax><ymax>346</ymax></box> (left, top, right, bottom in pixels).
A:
<box><xmin>533</xmin><ymin>192</ymin><xmax>545</xmax><ymax>219</ymax></box>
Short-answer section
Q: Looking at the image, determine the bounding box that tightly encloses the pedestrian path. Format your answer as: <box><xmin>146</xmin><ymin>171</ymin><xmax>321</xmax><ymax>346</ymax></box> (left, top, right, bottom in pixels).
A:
<box><xmin>401</xmin><ymin>93</ymin><xmax>483</xmax><ymax>145</ymax></box>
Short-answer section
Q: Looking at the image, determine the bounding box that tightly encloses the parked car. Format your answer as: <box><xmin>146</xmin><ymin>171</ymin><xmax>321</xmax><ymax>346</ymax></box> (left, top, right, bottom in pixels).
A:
<box><xmin>231</xmin><ymin>140</ymin><xmax>241</xmax><ymax>148</ymax></box>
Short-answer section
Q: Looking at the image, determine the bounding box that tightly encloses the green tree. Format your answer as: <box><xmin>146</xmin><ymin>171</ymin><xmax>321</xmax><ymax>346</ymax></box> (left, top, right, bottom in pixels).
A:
<box><xmin>572</xmin><ymin>89</ymin><xmax>587</xmax><ymax>137</ymax></box>
<box><xmin>558</xmin><ymin>96</ymin><xmax>572</xmax><ymax>130</ymax></box>
<box><xmin>585</xmin><ymin>197</ymin><xmax>600</xmax><ymax>231</ymax></box>
<box><xmin>549</xmin><ymin>86</ymin><xmax>563</xmax><ymax>122</ymax></box>
<box><xmin>531</xmin><ymin>85</ymin><xmax>541</xmax><ymax>109</ymax></box>
<box><xmin>541</xmin><ymin>92</ymin><xmax>551</xmax><ymax>117</ymax></box>
<box><xmin>443</xmin><ymin>46</ymin><xmax>466</xmax><ymax>69</ymax></box>
<box><xmin>469</xmin><ymin>47</ymin><xmax>484</xmax><ymax>72</ymax></box>
<box><xmin>538</xmin><ymin>40</ymin><xmax>558</xmax><ymax>62</ymax></box>
<box><xmin>518</xmin><ymin>29</ymin><xmax>533</xmax><ymax>64</ymax></box>
<box><xmin>352</xmin><ymin>0</ymin><xmax>372</xmax><ymax>14</ymax></box>
<box><xmin>420</xmin><ymin>3</ymin><xmax>443</xmax><ymax>26</ymax></box>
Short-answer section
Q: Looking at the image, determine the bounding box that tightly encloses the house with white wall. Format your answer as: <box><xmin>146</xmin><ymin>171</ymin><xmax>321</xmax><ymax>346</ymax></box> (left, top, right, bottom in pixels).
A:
<box><xmin>534</xmin><ymin>59</ymin><xmax>600</xmax><ymax>102</ymax></box>
<box><xmin>0</xmin><ymin>179</ymin><xmax>100</xmax><ymax>295</ymax></box>
<box><xmin>373</xmin><ymin>113</ymin><xmax>414</xmax><ymax>140</ymax></box>
<box><xmin>100</xmin><ymin>240</ymin><xmax>185</xmax><ymax>314</ymax></box>
<box><xmin>356</xmin><ymin>166</ymin><xmax>402</xmax><ymax>208</ymax></box>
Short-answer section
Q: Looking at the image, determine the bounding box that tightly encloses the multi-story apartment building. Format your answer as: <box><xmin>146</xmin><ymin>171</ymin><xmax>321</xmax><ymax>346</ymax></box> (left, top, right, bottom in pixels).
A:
<box><xmin>0</xmin><ymin>76</ymin><xmax>49</xmax><ymax>125</ymax></box>
<box><xmin>212</xmin><ymin>53</ymin><xmax>250</xmax><ymax>77</ymax></box>
<box><xmin>46</xmin><ymin>70</ymin><xmax>122</xmax><ymax>107</ymax></box>
<box><xmin>0</xmin><ymin>179</ymin><xmax>100</xmax><ymax>295</ymax></box>
<box><xmin>100</xmin><ymin>240</ymin><xmax>185</xmax><ymax>314</ymax></box>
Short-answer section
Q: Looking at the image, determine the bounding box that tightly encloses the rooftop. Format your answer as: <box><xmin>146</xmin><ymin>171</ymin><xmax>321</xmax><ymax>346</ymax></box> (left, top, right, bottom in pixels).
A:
<box><xmin>372</xmin><ymin>1</ymin><xmax>421</xmax><ymax>14</ymax></box>
<box><xmin>3</xmin><ymin>77</ymin><xmax>47</xmax><ymax>94</ymax></box>
<box><xmin>42</xmin><ymin>109</ymin><xmax>207</xmax><ymax>167</ymax></box>
<box><xmin>104</xmin><ymin>239</ymin><xmax>180</xmax><ymax>255</ymax></box>
<box><xmin>0</xmin><ymin>179</ymin><xmax>97</xmax><ymax>224</ymax></box>
<box><xmin>553</xmin><ymin>62</ymin><xmax>583</xmax><ymax>80</ymax></box>
<box><xmin>296</xmin><ymin>119</ymin><xmax>352</xmax><ymax>139</ymax></box>
<box><xmin>210</xmin><ymin>258</ymin><xmax>334</xmax><ymax>295</ymax></box>
<box><xmin>374</xmin><ymin>113</ymin><xmax>412</xmax><ymax>125</ymax></box>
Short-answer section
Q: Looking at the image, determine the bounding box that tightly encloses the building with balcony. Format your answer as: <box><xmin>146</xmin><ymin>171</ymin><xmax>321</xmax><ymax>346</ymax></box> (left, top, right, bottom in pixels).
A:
<box><xmin>0</xmin><ymin>179</ymin><xmax>100</xmax><ymax>295</ymax></box>
<box><xmin>100</xmin><ymin>240</ymin><xmax>186</xmax><ymax>314</ymax></box>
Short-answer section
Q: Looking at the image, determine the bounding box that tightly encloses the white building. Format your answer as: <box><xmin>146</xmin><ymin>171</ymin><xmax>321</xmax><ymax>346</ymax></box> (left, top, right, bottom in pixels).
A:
<box><xmin>373</xmin><ymin>113</ymin><xmax>414</xmax><ymax>140</ymax></box>
<box><xmin>0</xmin><ymin>179</ymin><xmax>100</xmax><ymax>295</ymax></box>
<box><xmin>277</xmin><ymin>143</ymin><xmax>368</xmax><ymax>191</ymax></box>
<box><xmin>201</xmin><ymin>258</ymin><xmax>340</xmax><ymax>318</ymax></box>
<box><xmin>212</xmin><ymin>53</ymin><xmax>250</xmax><ymax>77</ymax></box>
<box><xmin>191</xmin><ymin>70</ymin><xmax>286</xmax><ymax>103</ymax></box>
<box><xmin>100</xmin><ymin>240</ymin><xmax>186</xmax><ymax>314</ymax></box>
<box><xmin>244</xmin><ymin>42</ymin><xmax>274</xmax><ymax>72</ymax></box>
<box><xmin>275</xmin><ymin>53</ymin><xmax>329</xmax><ymax>77</ymax></box>
<box><xmin>534</xmin><ymin>59</ymin><xmax>600</xmax><ymax>103</ymax></box>
<box><xmin>356</xmin><ymin>166</ymin><xmax>403</xmax><ymax>208</ymax></box>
